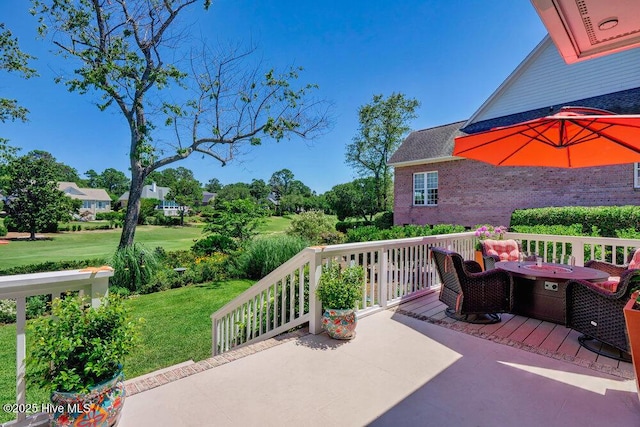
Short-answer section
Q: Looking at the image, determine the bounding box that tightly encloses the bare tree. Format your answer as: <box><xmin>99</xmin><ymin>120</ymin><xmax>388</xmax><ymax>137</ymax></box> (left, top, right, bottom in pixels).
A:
<box><xmin>32</xmin><ymin>0</ymin><xmax>329</xmax><ymax>248</ymax></box>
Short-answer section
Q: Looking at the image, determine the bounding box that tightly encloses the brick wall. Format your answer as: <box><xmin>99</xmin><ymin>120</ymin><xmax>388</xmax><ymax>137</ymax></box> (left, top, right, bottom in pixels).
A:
<box><xmin>394</xmin><ymin>159</ymin><xmax>640</xmax><ymax>227</ymax></box>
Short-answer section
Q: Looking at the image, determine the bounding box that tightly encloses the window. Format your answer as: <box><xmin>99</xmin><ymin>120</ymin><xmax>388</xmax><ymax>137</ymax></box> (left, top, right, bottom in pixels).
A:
<box><xmin>413</xmin><ymin>172</ymin><xmax>438</xmax><ymax>206</ymax></box>
<box><xmin>82</xmin><ymin>201</ymin><xmax>92</xmax><ymax>209</ymax></box>
<box><xmin>96</xmin><ymin>201</ymin><xmax>109</xmax><ymax>209</ymax></box>
<box><xmin>635</xmin><ymin>163</ymin><xmax>640</xmax><ymax>189</ymax></box>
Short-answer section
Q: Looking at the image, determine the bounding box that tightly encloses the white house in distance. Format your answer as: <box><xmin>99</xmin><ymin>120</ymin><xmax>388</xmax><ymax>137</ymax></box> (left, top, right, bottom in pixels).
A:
<box><xmin>118</xmin><ymin>182</ymin><xmax>183</xmax><ymax>216</ymax></box>
<box><xmin>58</xmin><ymin>182</ymin><xmax>111</xmax><ymax>220</ymax></box>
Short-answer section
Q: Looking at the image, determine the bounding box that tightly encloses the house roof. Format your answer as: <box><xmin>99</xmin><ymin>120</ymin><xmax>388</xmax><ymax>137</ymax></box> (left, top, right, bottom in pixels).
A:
<box><xmin>118</xmin><ymin>183</ymin><xmax>172</xmax><ymax>201</ymax></box>
<box><xmin>58</xmin><ymin>182</ymin><xmax>111</xmax><ymax>202</ymax></box>
<box><xmin>202</xmin><ymin>192</ymin><xmax>216</xmax><ymax>204</ymax></box>
<box><xmin>387</xmin><ymin>121</ymin><xmax>466</xmax><ymax>166</ymax></box>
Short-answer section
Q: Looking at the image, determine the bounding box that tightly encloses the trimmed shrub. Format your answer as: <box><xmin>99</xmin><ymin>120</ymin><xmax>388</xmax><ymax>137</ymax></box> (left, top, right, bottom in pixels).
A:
<box><xmin>335</xmin><ymin>219</ymin><xmax>372</xmax><ymax>233</ymax></box>
<box><xmin>511</xmin><ymin>206</ymin><xmax>640</xmax><ymax>237</ymax></box>
<box><xmin>0</xmin><ymin>258</ymin><xmax>108</xmax><ymax>276</ymax></box>
<box><xmin>286</xmin><ymin>210</ymin><xmax>340</xmax><ymax>244</ymax></box>
<box><xmin>0</xmin><ymin>221</ymin><xmax>7</xmax><ymax>237</ymax></box>
<box><xmin>234</xmin><ymin>235</ymin><xmax>309</xmax><ymax>280</ymax></box>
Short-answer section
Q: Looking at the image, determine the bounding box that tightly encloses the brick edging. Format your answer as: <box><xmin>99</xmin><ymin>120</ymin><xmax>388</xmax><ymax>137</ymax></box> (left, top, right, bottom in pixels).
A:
<box><xmin>124</xmin><ymin>328</ymin><xmax>310</xmax><ymax>396</ymax></box>
<box><xmin>392</xmin><ymin>308</ymin><xmax>635</xmax><ymax>380</ymax></box>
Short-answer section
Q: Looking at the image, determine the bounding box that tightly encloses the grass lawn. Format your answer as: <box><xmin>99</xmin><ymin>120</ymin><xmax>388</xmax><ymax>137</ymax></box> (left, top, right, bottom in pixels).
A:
<box><xmin>258</xmin><ymin>215</ymin><xmax>292</xmax><ymax>234</ymax></box>
<box><xmin>0</xmin><ymin>279</ymin><xmax>253</xmax><ymax>423</ymax></box>
<box><xmin>0</xmin><ymin>225</ymin><xmax>205</xmax><ymax>270</ymax></box>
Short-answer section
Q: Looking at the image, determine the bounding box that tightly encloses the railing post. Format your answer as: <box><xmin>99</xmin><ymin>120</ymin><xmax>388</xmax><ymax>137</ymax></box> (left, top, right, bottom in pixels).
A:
<box><xmin>379</xmin><ymin>247</ymin><xmax>388</xmax><ymax>308</ymax></box>
<box><xmin>90</xmin><ymin>275</ymin><xmax>109</xmax><ymax>308</ymax></box>
<box><xmin>309</xmin><ymin>247</ymin><xmax>324</xmax><ymax>335</ymax></box>
<box><xmin>16</xmin><ymin>296</ymin><xmax>26</xmax><ymax>422</ymax></box>
<box><xmin>574</xmin><ymin>239</ymin><xmax>586</xmax><ymax>267</ymax></box>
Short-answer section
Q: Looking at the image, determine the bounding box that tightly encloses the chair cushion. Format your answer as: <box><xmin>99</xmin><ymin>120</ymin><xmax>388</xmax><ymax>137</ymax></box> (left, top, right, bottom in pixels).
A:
<box><xmin>628</xmin><ymin>248</ymin><xmax>640</xmax><ymax>269</ymax></box>
<box><xmin>482</xmin><ymin>239</ymin><xmax>519</xmax><ymax>261</ymax></box>
<box><xmin>594</xmin><ymin>280</ymin><xmax>619</xmax><ymax>293</ymax></box>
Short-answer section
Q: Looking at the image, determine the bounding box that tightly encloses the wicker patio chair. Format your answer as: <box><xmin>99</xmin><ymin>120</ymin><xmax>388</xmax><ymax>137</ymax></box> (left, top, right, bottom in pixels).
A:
<box><xmin>431</xmin><ymin>247</ymin><xmax>513</xmax><ymax>324</ymax></box>
<box><xmin>566</xmin><ymin>248</ymin><xmax>640</xmax><ymax>361</ymax></box>
<box><xmin>480</xmin><ymin>239</ymin><xmax>531</xmax><ymax>270</ymax></box>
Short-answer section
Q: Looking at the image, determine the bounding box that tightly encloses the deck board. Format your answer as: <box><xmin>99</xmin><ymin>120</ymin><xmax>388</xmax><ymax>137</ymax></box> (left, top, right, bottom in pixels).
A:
<box><xmin>397</xmin><ymin>291</ymin><xmax>633</xmax><ymax>377</ymax></box>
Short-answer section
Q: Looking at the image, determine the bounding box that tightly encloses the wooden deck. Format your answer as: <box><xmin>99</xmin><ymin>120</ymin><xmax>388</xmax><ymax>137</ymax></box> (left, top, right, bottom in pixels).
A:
<box><xmin>396</xmin><ymin>290</ymin><xmax>634</xmax><ymax>378</ymax></box>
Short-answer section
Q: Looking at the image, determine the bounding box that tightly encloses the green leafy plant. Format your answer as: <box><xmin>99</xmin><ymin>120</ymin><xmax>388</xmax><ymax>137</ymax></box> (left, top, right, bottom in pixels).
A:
<box><xmin>316</xmin><ymin>264</ymin><xmax>364</xmax><ymax>310</ymax></box>
<box><xmin>110</xmin><ymin>243</ymin><xmax>160</xmax><ymax>293</ymax></box>
<box><xmin>27</xmin><ymin>293</ymin><xmax>141</xmax><ymax>393</ymax></box>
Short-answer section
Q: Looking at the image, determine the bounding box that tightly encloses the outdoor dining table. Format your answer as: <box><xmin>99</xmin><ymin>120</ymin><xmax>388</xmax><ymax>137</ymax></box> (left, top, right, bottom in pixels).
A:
<box><xmin>496</xmin><ymin>260</ymin><xmax>609</xmax><ymax>324</ymax></box>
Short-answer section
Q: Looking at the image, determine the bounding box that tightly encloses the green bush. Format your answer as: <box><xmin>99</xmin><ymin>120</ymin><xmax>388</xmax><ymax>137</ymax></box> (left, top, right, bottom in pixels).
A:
<box><xmin>317</xmin><ymin>264</ymin><xmax>364</xmax><ymax>309</ymax></box>
<box><xmin>373</xmin><ymin>211</ymin><xmax>394</xmax><ymax>230</ymax></box>
<box><xmin>510</xmin><ymin>224</ymin><xmax>585</xmax><ymax>236</ymax></box>
<box><xmin>0</xmin><ymin>221</ymin><xmax>7</xmax><ymax>236</ymax></box>
<box><xmin>234</xmin><ymin>235</ymin><xmax>309</xmax><ymax>280</ymax></box>
<box><xmin>192</xmin><ymin>234</ymin><xmax>237</xmax><ymax>255</ymax></box>
<box><xmin>109</xmin><ymin>243</ymin><xmax>160</xmax><ymax>293</ymax></box>
<box><xmin>286</xmin><ymin>210</ymin><xmax>340</xmax><ymax>244</ymax></box>
<box><xmin>335</xmin><ymin>219</ymin><xmax>372</xmax><ymax>233</ymax></box>
<box><xmin>96</xmin><ymin>212</ymin><xmax>124</xmax><ymax>221</ymax></box>
<box><xmin>345</xmin><ymin>224</ymin><xmax>465</xmax><ymax>243</ymax></box>
<box><xmin>511</xmin><ymin>206</ymin><xmax>640</xmax><ymax>237</ymax></box>
<box><xmin>0</xmin><ymin>258</ymin><xmax>108</xmax><ymax>276</ymax></box>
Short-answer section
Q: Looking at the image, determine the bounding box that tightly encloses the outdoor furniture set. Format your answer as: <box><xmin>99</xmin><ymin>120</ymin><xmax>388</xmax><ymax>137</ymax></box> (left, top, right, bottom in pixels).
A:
<box><xmin>431</xmin><ymin>243</ymin><xmax>640</xmax><ymax>360</ymax></box>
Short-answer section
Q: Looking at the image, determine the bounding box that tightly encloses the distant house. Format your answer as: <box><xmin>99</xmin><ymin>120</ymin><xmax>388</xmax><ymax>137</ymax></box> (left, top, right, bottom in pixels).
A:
<box><xmin>202</xmin><ymin>191</ymin><xmax>216</xmax><ymax>205</ymax></box>
<box><xmin>389</xmin><ymin>36</ymin><xmax>640</xmax><ymax>228</ymax></box>
<box><xmin>118</xmin><ymin>182</ymin><xmax>184</xmax><ymax>216</ymax></box>
<box><xmin>58</xmin><ymin>182</ymin><xmax>111</xmax><ymax>220</ymax></box>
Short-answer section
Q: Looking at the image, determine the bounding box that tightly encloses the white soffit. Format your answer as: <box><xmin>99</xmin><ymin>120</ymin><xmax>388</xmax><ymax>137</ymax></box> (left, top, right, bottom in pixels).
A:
<box><xmin>531</xmin><ymin>0</ymin><xmax>640</xmax><ymax>63</ymax></box>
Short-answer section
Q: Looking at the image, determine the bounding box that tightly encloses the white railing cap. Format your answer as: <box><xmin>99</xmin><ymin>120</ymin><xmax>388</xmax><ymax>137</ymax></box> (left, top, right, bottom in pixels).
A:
<box><xmin>0</xmin><ymin>268</ymin><xmax>113</xmax><ymax>299</ymax></box>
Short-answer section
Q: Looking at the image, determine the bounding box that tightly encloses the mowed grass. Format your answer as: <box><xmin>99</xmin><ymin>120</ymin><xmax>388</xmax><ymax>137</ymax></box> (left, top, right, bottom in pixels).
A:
<box><xmin>0</xmin><ymin>216</ymin><xmax>297</xmax><ymax>270</ymax></box>
<box><xmin>0</xmin><ymin>279</ymin><xmax>254</xmax><ymax>423</ymax></box>
<box><xmin>0</xmin><ymin>225</ymin><xmax>205</xmax><ymax>270</ymax></box>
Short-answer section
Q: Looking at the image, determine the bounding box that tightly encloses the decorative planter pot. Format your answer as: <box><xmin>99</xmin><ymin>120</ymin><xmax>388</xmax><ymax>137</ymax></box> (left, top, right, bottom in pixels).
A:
<box><xmin>50</xmin><ymin>369</ymin><xmax>125</xmax><ymax>427</ymax></box>
<box><xmin>474</xmin><ymin>250</ymin><xmax>484</xmax><ymax>271</ymax></box>
<box><xmin>623</xmin><ymin>291</ymin><xmax>640</xmax><ymax>403</ymax></box>
<box><xmin>322</xmin><ymin>308</ymin><xmax>357</xmax><ymax>340</ymax></box>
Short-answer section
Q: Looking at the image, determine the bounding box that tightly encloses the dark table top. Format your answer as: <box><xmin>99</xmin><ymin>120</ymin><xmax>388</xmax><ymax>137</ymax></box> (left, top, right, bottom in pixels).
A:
<box><xmin>496</xmin><ymin>261</ymin><xmax>609</xmax><ymax>282</ymax></box>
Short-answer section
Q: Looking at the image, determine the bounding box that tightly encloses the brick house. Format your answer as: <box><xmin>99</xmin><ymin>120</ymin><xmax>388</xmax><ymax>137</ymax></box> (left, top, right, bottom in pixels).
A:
<box><xmin>389</xmin><ymin>36</ymin><xmax>640</xmax><ymax>228</ymax></box>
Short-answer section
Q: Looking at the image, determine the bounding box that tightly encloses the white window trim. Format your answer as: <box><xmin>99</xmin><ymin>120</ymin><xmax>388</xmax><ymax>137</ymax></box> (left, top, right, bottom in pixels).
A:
<box><xmin>635</xmin><ymin>163</ymin><xmax>640</xmax><ymax>189</ymax></box>
<box><xmin>413</xmin><ymin>171</ymin><xmax>438</xmax><ymax>206</ymax></box>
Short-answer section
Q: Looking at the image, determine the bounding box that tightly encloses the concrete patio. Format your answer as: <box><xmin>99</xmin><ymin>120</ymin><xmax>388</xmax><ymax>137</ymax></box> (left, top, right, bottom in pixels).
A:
<box><xmin>119</xmin><ymin>303</ymin><xmax>639</xmax><ymax>427</ymax></box>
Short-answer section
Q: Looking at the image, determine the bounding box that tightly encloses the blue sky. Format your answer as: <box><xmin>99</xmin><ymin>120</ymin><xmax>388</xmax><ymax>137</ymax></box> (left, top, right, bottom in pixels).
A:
<box><xmin>0</xmin><ymin>1</ymin><xmax>548</xmax><ymax>194</ymax></box>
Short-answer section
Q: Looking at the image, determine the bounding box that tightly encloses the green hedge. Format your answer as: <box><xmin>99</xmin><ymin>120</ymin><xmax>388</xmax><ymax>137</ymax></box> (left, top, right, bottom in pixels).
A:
<box><xmin>0</xmin><ymin>258</ymin><xmax>108</xmax><ymax>276</ymax></box>
<box><xmin>511</xmin><ymin>206</ymin><xmax>640</xmax><ymax>237</ymax></box>
<box><xmin>345</xmin><ymin>224</ymin><xmax>465</xmax><ymax>243</ymax></box>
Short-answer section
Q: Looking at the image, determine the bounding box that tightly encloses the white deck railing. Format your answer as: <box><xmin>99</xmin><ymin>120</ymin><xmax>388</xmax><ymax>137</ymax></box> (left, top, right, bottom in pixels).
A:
<box><xmin>211</xmin><ymin>231</ymin><xmax>640</xmax><ymax>356</ymax></box>
<box><xmin>2</xmin><ymin>231</ymin><xmax>639</xmax><ymax>425</ymax></box>
<box><xmin>0</xmin><ymin>269</ymin><xmax>113</xmax><ymax>427</ymax></box>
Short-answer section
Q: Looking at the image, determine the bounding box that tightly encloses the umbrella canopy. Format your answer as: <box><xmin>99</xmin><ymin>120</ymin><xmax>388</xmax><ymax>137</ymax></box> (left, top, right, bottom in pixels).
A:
<box><xmin>453</xmin><ymin>107</ymin><xmax>640</xmax><ymax>168</ymax></box>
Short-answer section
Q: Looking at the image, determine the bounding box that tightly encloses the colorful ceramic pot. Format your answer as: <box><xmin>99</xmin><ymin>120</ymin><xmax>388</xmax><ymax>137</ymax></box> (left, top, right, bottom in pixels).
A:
<box><xmin>50</xmin><ymin>369</ymin><xmax>125</xmax><ymax>427</ymax></box>
<box><xmin>322</xmin><ymin>308</ymin><xmax>357</xmax><ymax>339</ymax></box>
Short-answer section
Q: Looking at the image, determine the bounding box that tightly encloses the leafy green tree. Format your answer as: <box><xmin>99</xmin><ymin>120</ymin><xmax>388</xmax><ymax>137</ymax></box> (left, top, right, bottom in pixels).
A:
<box><xmin>205</xmin><ymin>178</ymin><xmax>223</xmax><ymax>193</ymax></box>
<box><xmin>215</xmin><ymin>182</ymin><xmax>252</xmax><ymax>203</ymax></box>
<box><xmin>249</xmin><ymin>179</ymin><xmax>271</xmax><ymax>203</ymax></box>
<box><xmin>85</xmin><ymin>168</ymin><xmax>131</xmax><ymax>199</ymax></box>
<box><xmin>165</xmin><ymin>168</ymin><xmax>203</xmax><ymax>225</ymax></box>
<box><xmin>269</xmin><ymin>169</ymin><xmax>295</xmax><ymax>200</ymax></box>
<box><xmin>0</xmin><ymin>22</ymin><xmax>37</xmax><ymax>147</ymax></box>
<box><xmin>32</xmin><ymin>1</ymin><xmax>328</xmax><ymax>249</ymax></box>
<box><xmin>205</xmin><ymin>199</ymin><xmax>265</xmax><ymax>243</ymax></box>
<box><xmin>325</xmin><ymin>178</ymin><xmax>378</xmax><ymax>221</ymax></box>
<box><xmin>346</xmin><ymin>93</ymin><xmax>419</xmax><ymax>212</ymax></box>
<box><xmin>28</xmin><ymin>150</ymin><xmax>83</xmax><ymax>184</ymax></box>
<box><xmin>4</xmin><ymin>152</ymin><xmax>79</xmax><ymax>239</ymax></box>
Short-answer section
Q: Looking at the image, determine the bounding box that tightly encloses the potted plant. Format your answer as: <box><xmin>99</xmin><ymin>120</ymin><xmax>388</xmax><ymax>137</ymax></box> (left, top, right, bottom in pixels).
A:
<box><xmin>623</xmin><ymin>288</ymin><xmax>640</xmax><ymax>403</ymax></box>
<box><xmin>316</xmin><ymin>263</ymin><xmax>364</xmax><ymax>340</ymax></box>
<box><xmin>473</xmin><ymin>225</ymin><xmax>507</xmax><ymax>268</ymax></box>
<box><xmin>28</xmin><ymin>293</ymin><xmax>141</xmax><ymax>427</ymax></box>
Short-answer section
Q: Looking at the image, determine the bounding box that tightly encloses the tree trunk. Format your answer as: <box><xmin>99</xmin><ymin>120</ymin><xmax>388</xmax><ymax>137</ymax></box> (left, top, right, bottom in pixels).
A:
<box><xmin>119</xmin><ymin>168</ymin><xmax>146</xmax><ymax>249</ymax></box>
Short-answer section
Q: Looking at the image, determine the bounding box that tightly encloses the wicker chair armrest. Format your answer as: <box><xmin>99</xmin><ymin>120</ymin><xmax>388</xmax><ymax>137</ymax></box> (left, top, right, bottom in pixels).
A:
<box><xmin>467</xmin><ymin>268</ymin><xmax>512</xmax><ymax>285</ymax></box>
<box><xmin>584</xmin><ymin>260</ymin><xmax>627</xmax><ymax>276</ymax></box>
<box><xmin>482</xmin><ymin>255</ymin><xmax>498</xmax><ymax>270</ymax></box>
<box><xmin>567</xmin><ymin>279</ymin><xmax>622</xmax><ymax>300</ymax></box>
<box><xmin>464</xmin><ymin>260</ymin><xmax>483</xmax><ymax>273</ymax></box>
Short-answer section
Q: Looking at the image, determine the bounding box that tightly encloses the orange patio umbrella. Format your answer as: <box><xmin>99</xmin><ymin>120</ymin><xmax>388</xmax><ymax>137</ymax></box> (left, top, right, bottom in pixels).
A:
<box><xmin>453</xmin><ymin>107</ymin><xmax>640</xmax><ymax>168</ymax></box>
